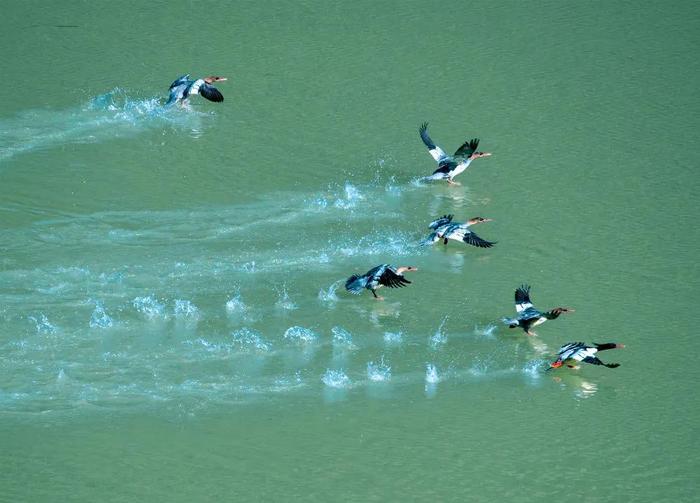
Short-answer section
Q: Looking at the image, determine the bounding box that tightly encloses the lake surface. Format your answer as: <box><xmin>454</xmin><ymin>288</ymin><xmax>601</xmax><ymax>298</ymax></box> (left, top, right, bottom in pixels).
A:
<box><xmin>1</xmin><ymin>0</ymin><xmax>698</xmax><ymax>500</ymax></box>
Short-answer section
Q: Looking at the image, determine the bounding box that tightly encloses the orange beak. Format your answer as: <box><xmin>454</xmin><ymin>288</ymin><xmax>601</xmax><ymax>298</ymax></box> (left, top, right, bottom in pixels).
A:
<box><xmin>550</xmin><ymin>361</ymin><xmax>563</xmax><ymax>368</ymax></box>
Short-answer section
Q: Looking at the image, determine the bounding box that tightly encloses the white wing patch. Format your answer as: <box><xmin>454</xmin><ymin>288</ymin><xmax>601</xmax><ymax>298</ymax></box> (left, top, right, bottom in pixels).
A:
<box><xmin>450</xmin><ymin>159</ymin><xmax>472</xmax><ymax>178</ymax></box>
<box><xmin>515</xmin><ymin>301</ymin><xmax>533</xmax><ymax>313</ymax></box>
<box><xmin>189</xmin><ymin>79</ymin><xmax>205</xmax><ymax>95</ymax></box>
<box><xmin>428</xmin><ymin>146</ymin><xmax>448</xmax><ymax>162</ymax></box>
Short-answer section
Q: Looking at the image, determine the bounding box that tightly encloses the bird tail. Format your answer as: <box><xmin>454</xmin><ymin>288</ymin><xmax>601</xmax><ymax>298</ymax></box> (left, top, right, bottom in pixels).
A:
<box><xmin>345</xmin><ymin>274</ymin><xmax>367</xmax><ymax>294</ymax></box>
<box><xmin>501</xmin><ymin>317</ymin><xmax>519</xmax><ymax>328</ymax></box>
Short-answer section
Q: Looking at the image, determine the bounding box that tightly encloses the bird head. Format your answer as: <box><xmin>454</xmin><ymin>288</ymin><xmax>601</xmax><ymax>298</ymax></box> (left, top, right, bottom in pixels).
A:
<box><xmin>552</xmin><ymin>307</ymin><xmax>575</xmax><ymax>315</ymax></box>
<box><xmin>549</xmin><ymin>360</ymin><xmax>564</xmax><ymax>369</ymax></box>
<box><xmin>396</xmin><ymin>266</ymin><xmax>418</xmax><ymax>274</ymax></box>
<box><xmin>467</xmin><ymin>217</ymin><xmax>493</xmax><ymax>225</ymax></box>
<box><xmin>204</xmin><ymin>76</ymin><xmax>228</xmax><ymax>84</ymax></box>
<box><xmin>469</xmin><ymin>151</ymin><xmax>492</xmax><ymax>160</ymax></box>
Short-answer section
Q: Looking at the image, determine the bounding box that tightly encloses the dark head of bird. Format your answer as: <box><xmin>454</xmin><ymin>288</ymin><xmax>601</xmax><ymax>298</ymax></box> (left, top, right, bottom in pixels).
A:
<box><xmin>204</xmin><ymin>76</ymin><xmax>228</xmax><ymax>84</ymax></box>
<box><xmin>467</xmin><ymin>217</ymin><xmax>493</xmax><ymax>225</ymax></box>
<box><xmin>396</xmin><ymin>266</ymin><xmax>418</xmax><ymax>275</ymax></box>
<box><xmin>550</xmin><ymin>307</ymin><xmax>575</xmax><ymax>317</ymax></box>
<box><xmin>470</xmin><ymin>151</ymin><xmax>492</xmax><ymax>160</ymax></box>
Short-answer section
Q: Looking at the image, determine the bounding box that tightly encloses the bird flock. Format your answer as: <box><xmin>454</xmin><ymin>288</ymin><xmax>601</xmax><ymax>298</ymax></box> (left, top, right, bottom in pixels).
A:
<box><xmin>168</xmin><ymin>76</ymin><xmax>624</xmax><ymax>371</ymax></box>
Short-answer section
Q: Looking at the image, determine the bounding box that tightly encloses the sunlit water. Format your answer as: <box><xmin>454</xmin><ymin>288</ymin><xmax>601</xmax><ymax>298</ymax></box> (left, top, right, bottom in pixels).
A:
<box><xmin>1</xmin><ymin>0</ymin><xmax>698</xmax><ymax>501</ymax></box>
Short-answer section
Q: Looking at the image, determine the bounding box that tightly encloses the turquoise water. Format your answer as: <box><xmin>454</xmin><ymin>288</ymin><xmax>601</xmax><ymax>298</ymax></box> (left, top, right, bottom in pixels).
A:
<box><xmin>1</xmin><ymin>0</ymin><xmax>699</xmax><ymax>501</ymax></box>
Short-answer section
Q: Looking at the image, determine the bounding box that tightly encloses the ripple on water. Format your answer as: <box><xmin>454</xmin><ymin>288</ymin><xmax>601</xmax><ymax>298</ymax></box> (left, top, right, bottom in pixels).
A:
<box><xmin>231</xmin><ymin>328</ymin><xmax>272</xmax><ymax>352</ymax></box>
<box><xmin>132</xmin><ymin>295</ymin><xmax>166</xmax><ymax>319</ymax></box>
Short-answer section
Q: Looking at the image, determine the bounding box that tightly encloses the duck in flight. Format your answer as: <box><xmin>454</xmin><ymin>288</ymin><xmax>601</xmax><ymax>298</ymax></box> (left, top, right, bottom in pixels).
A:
<box><xmin>548</xmin><ymin>342</ymin><xmax>624</xmax><ymax>370</ymax></box>
<box><xmin>419</xmin><ymin>122</ymin><xmax>491</xmax><ymax>185</ymax></box>
<box><xmin>165</xmin><ymin>74</ymin><xmax>227</xmax><ymax>106</ymax></box>
<box><xmin>426</xmin><ymin>214</ymin><xmax>496</xmax><ymax>248</ymax></box>
<box><xmin>502</xmin><ymin>284</ymin><xmax>574</xmax><ymax>336</ymax></box>
<box><xmin>345</xmin><ymin>264</ymin><xmax>417</xmax><ymax>300</ymax></box>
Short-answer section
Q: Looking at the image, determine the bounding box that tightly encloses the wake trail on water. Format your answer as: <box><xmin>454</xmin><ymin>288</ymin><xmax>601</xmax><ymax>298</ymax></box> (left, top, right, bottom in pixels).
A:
<box><xmin>0</xmin><ymin>88</ymin><xmax>207</xmax><ymax>162</ymax></box>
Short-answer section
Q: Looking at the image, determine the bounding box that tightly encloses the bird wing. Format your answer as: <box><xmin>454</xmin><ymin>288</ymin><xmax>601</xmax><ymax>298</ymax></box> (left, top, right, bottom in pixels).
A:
<box><xmin>582</xmin><ymin>355</ymin><xmax>606</xmax><ymax>366</ymax></box>
<box><xmin>558</xmin><ymin>342</ymin><xmax>587</xmax><ymax>361</ymax></box>
<box><xmin>428</xmin><ymin>214</ymin><xmax>454</xmax><ymax>230</ymax></box>
<box><xmin>169</xmin><ymin>74</ymin><xmax>191</xmax><ymax>90</ymax></box>
<box><xmin>454</xmin><ymin>138</ymin><xmax>480</xmax><ymax>158</ymax></box>
<box><xmin>515</xmin><ymin>284</ymin><xmax>534</xmax><ymax>312</ymax></box>
<box><xmin>431</xmin><ymin>159</ymin><xmax>458</xmax><ymax>175</ymax></box>
<box><xmin>462</xmin><ymin>230</ymin><xmax>496</xmax><ymax>248</ymax></box>
<box><xmin>198</xmin><ymin>82</ymin><xmax>224</xmax><ymax>102</ymax></box>
<box><xmin>378</xmin><ymin>268</ymin><xmax>411</xmax><ymax>289</ymax></box>
<box><xmin>419</xmin><ymin>123</ymin><xmax>449</xmax><ymax>163</ymax></box>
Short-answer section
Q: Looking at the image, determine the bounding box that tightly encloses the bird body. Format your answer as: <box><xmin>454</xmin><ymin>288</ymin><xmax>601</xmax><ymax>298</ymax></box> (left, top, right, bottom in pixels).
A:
<box><xmin>345</xmin><ymin>264</ymin><xmax>417</xmax><ymax>300</ymax></box>
<box><xmin>502</xmin><ymin>285</ymin><xmax>574</xmax><ymax>335</ymax></box>
<box><xmin>166</xmin><ymin>74</ymin><xmax>227</xmax><ymax>106</ymax></box>
<box><xmin>419</xmin><ymin>122</ymin><xmax>491</xmax><ymax>184</ymax></box>
<box><xmin>550</xmin><ymin>342</ymin><xmax>624</xmax><ymax>369</ymax></box>
<box><xmin>426</xmin><ymin>214</ymin><xmax>496</xmax><ymax>248</ymax></box>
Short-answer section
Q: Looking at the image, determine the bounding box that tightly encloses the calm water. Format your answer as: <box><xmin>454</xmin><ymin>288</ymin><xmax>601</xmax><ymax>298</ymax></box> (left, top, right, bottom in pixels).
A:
<box><xmin>1</xmin><ymin>0</ymin><xmax>698</xmax><ymax>501</ymax></box>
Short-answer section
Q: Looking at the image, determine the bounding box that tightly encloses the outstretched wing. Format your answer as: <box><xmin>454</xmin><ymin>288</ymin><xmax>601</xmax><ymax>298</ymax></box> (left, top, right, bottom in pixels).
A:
<box><xmin>198</xmin><ymin>82</ymin><xmax>224</xmax><ymax>102</ymax></box>
<box><xmin>462</xmin><ymin>231</ymin><xmax>496</xmax><ymax>248</ymax></box>
<box><xmin>515</xmin><ymin>284</ymin><xmax>533</xmax><ymax>312</ymax></box>
<box><xmin>419</xmin><ymin>123</ymin><xmax>449</xmax><ymax>163</ymax></box>
<box><xmin>454</xmin><ymin>138</ymin><xmax>480</xmax><ymax>158</ymax></box>
<box><xmin>378</xmin><ymin>268</ymin><xmax>411</xmax><ymax>289</ymax></box>
<box><xmin>169</xmin><ymin>74</ymin><xmax>190</xmax><ymax>90</ymax></box>
<box><xmin>582</xmin><ymin>356</ymin><xmax>606</xmax><ymax>366</ymax></box>
<box><xmin>557</xmin><ymin>342</ymin><xmax>586</xmax><ymax>360</ymax></box>
<box><xmin>428</xmin><ymin>214</ymin><xmax>453</xmax><ymax>230</ymax></box>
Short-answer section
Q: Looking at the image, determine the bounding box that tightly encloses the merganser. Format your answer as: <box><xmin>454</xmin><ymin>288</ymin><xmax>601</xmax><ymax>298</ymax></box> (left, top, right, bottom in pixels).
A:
<box><xmin>549</xmin><ymin>342</ymin><xmax>624</xmax><ymax>369</ymax></box>
<box><xmin>502</xmin><ymin>284</ymin><xmax>574</xmax><ymax>336</ymax></box>
<box><xmin>165</xmin><ymin>74</ymin><xmax>227</xmax><ymax>106</ymax></box>
<box><xmin>345</xmin><ymin>264</ymin><xmax>417</xmax><ymax>300</ymax></box>
<box><xmin>419</xmin><ymin>122</ymin><xmax>491</xmax><ymax>185</ymax></box>
<box><xmin>426</xmin><ymin>214</ymin><xmax>496</xmax><ymax>248</ymax></box>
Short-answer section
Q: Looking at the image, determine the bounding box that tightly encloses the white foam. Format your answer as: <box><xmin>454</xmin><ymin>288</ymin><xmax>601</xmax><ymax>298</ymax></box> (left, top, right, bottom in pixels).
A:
<box><xmin>425</xmin><ymin>364</ymin><xmax>440</xmax><ymax>384</ymax></box>
<box><xmin>90</xmin><ymin>301</ymin><xmax>114</xmax><ymax>328</ymax></box>
<box><xmin>231</xmin><ymin>328</ymin><xmax>272</xmax><ymax>352</ymax></box>
<box><xmin>383</xmin><ymin>331</ymin><xmax>403</xmax><ymax>344</ymax></box>
<box><xmin>367</xmin><ymin>357</ymin><xmax>391</xmax><ymax>382</ymax></box>
<box><xmin>283</xmin><ymin>326</ymin><xmax>318</xmax><ymax>344</ymax></box>
<box><xmin>174</xmin><ymin>299</ymin><xmax>200</xmax><ymax>319</ymax></box>
<box><xmin>28</xmin><ymin>314</ymin><xmax>56</xmax><ymax>334</ymax></box>
<box><xmin>132</xmin><ymin>295</ymin><xmax>166</xmax><ymax>319</ymax></box>
<box><xmin>331</xmin><ymin>326</ymin><xmax>357</xmax><ymax>349</ymax></box>
<box><xmin>322</xmin><ymin>369</ymin><xmax>351</xmax><ymax>388</ymax></box>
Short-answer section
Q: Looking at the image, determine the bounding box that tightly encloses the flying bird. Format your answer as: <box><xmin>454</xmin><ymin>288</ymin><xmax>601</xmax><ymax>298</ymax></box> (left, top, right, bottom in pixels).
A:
<box><xmin>502</xmin><ymin>284</ymin><xmax>574</xmax><ymax>336</ymax></box>
<box><xmin>345</xmin><ymin>264</ymin><xmax>417</xmax><ymax>300</ymax></box>
<box><xmin>419</xmin><ymin>122</ymin><xmax>491</xmax><ymax>184</ymax></box>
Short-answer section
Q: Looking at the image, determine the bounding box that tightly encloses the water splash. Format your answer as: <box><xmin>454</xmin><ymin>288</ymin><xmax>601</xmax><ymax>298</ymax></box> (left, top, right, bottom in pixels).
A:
<box><xmin>322</xmin><ymin>369</ymin><xmax>351</xmax><ymax>388</ymax></box>
<box><xmin>89</xmin><ymin>300</ymin><xmax>114</xmax><ymax>328</ymax></box>
<box><xmin>283</xmin><ymin>326</ymin><xmax>318</xmax><ymax>344</ymax></box>
<box><xmin>0</xmin><ymin>88</ymin><xmax>207</xmax><ymax>162</ymax></box>
<box><xmin>132</xmin><ymin>295</ymin><xmax>166</xmax><ymax>319</ymax></box>
<box><xmin>429</xmin><ymin>316</ymin><xmax>449</xmax><ymax>349</ymax></box>
<box><xmin>425</xmin><ymin>364</ymin><xmax>441</xmax><ymax>384</ymax></box>
<box><xmin>28</xmin><ymin>314</ymin><xmax>56</xmax><ymax>334</ymax></box>
<box><xmin>275</xmin><ymin>285</ymin><xmax>298</xmax><ymax>310</ymax></box>
<box><xmin>231</xmin><ymin>328</ymin><xmax>272</xmax><ymax>352</ymax></box>
<box><xmin>474</xmin><ymin>323</ymin><xmax>497</xmax><ymax>340</ymax></box>
<box><xmin>383</xmin><ymin>331</ymin><xmax>404</xmax><ymax>344</ymax></box>
<box><xmin>333</xmin><ymin>182</ymin><xmax>365</xmax><ymax>209</ymax></box>
<box><xmin>174</xmin><ymin>299</ymin><xmax>200</xmax><ymax>319</ymax></box>
<box><xmin>367</xmin><ymin>357</ymin><xmax>391</xmax><ymax>382</ymax></box>
<box><xmin>318</xmin><ymin>280</ymin><xmax>342</xmax><ymax>304</ymax></box>
<box><xmin>225</xmin><ymin>288</ymin><xmax>248</xmax><ymax>314</ymax></box>
<box><xmin>331</xmin><ymin>326</ymin><xmax>357</xmax><ymax>349</ymax></box>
